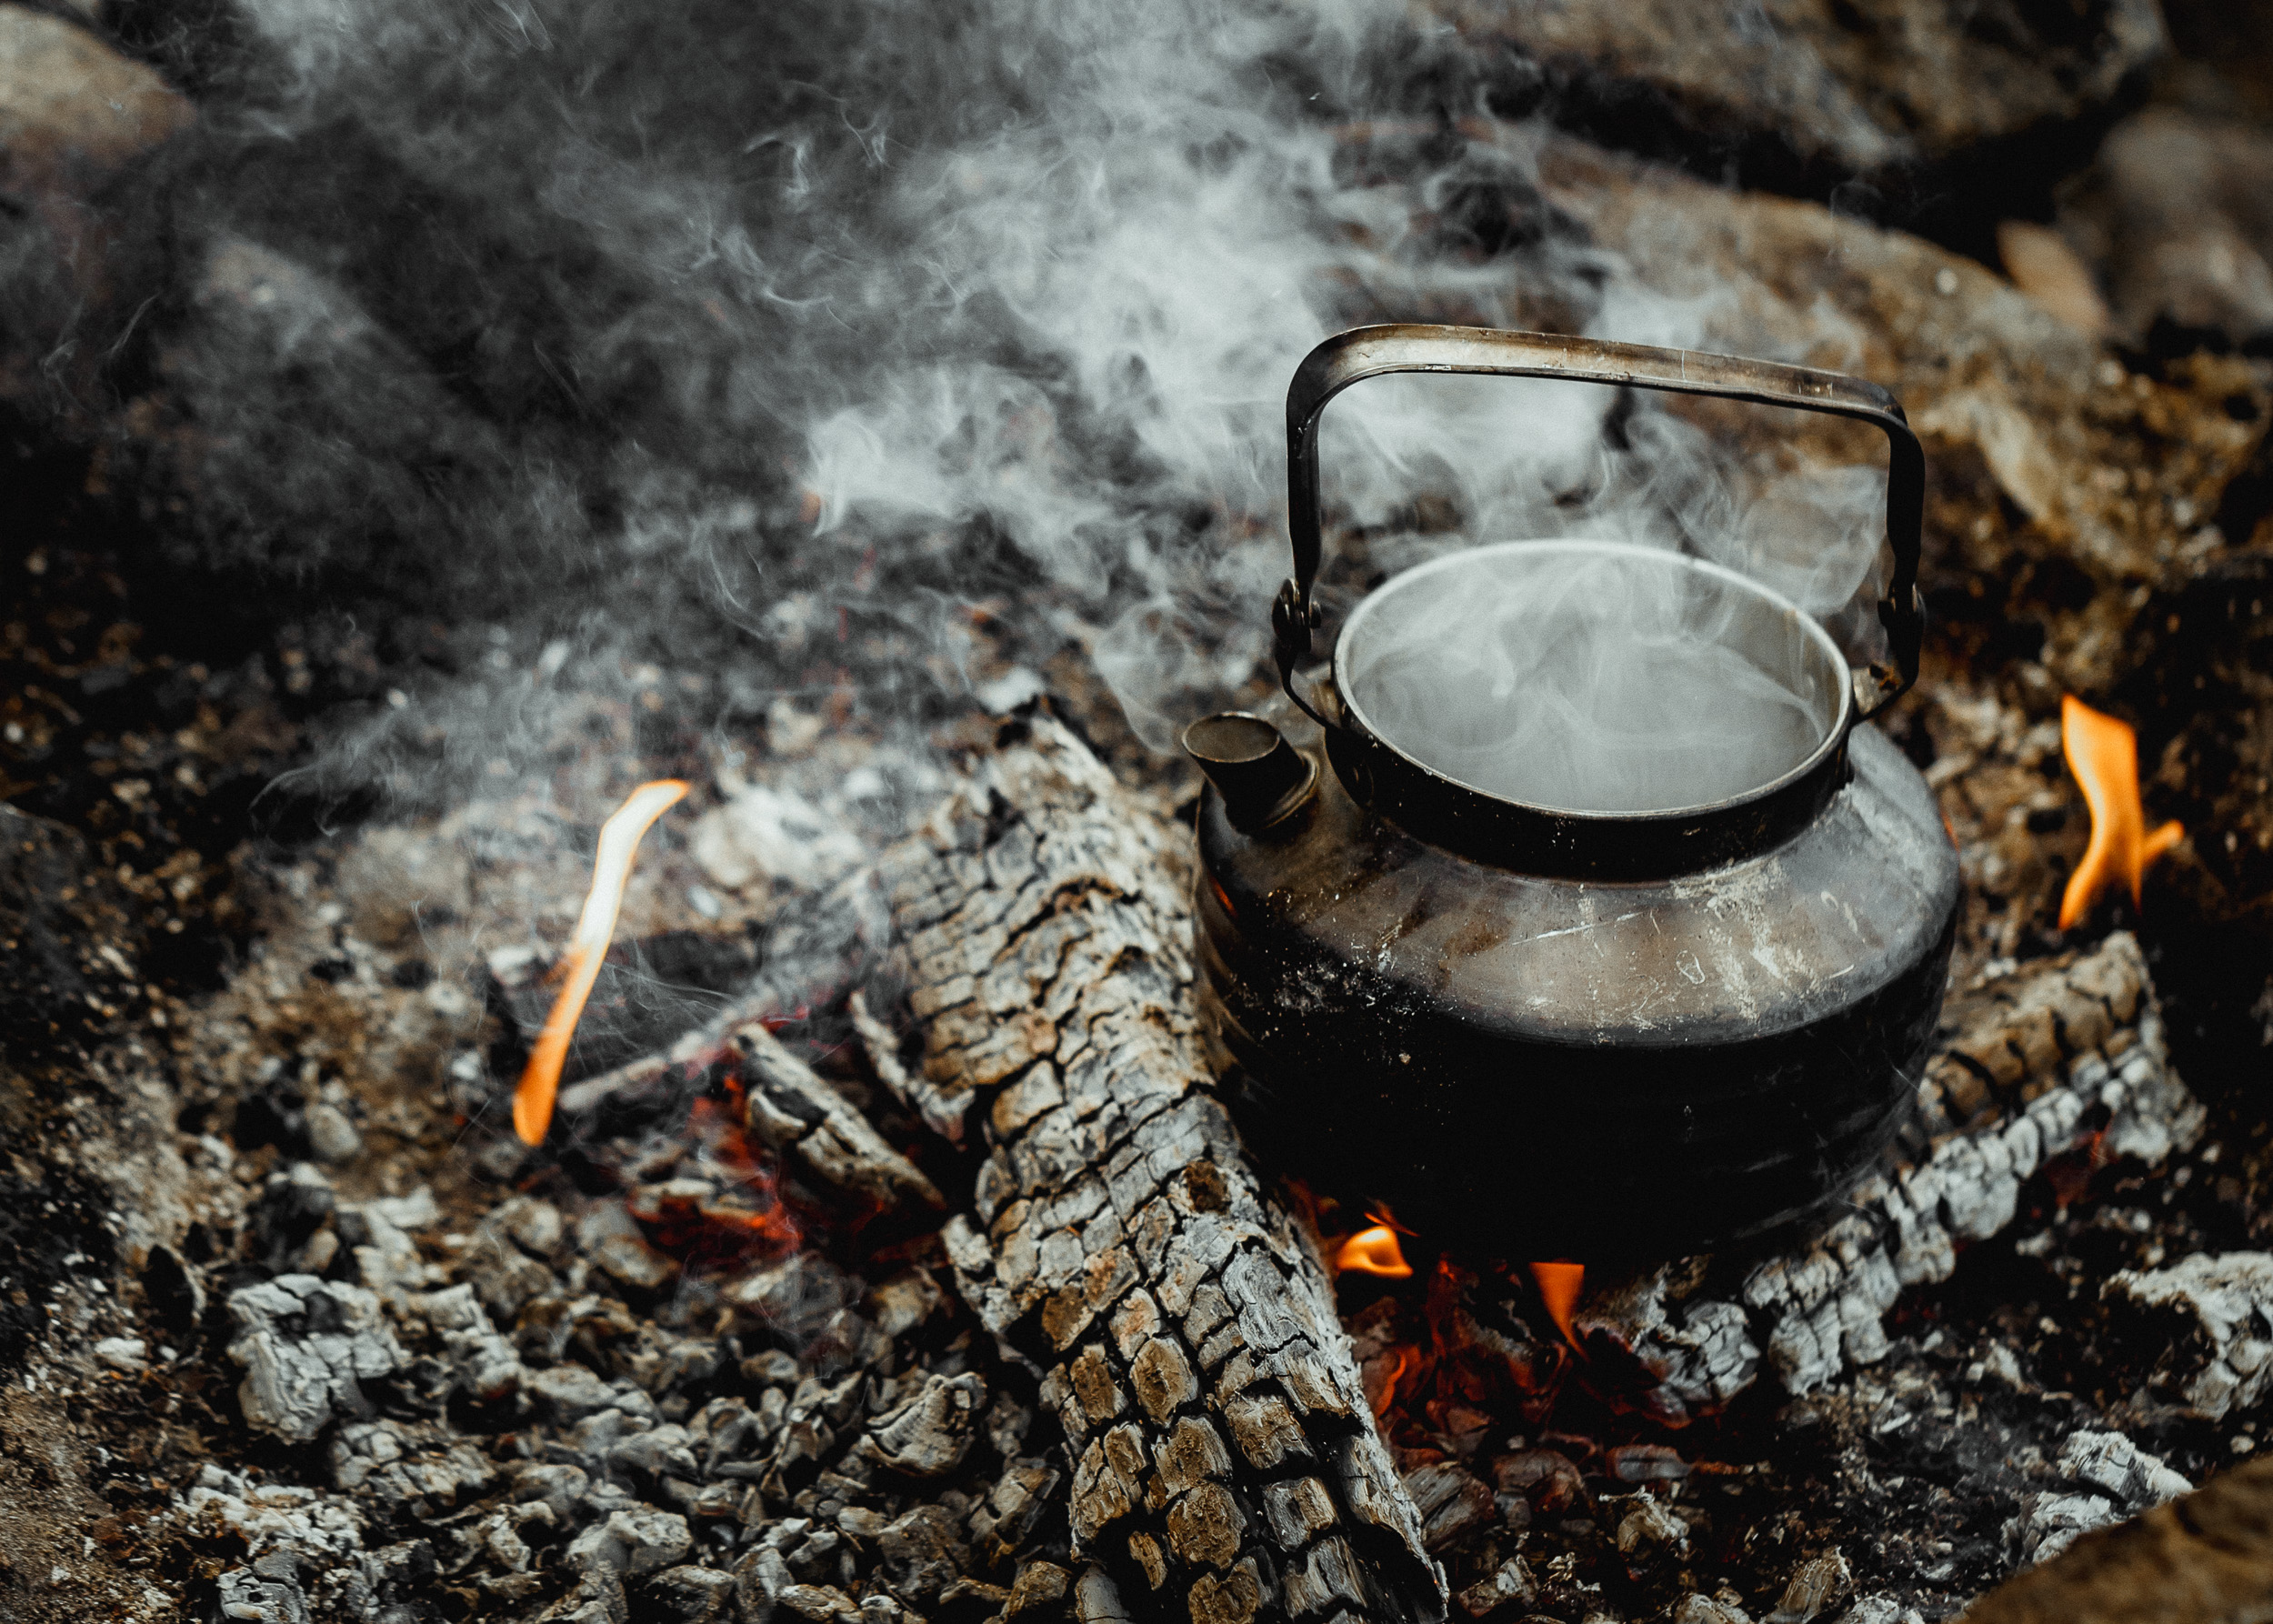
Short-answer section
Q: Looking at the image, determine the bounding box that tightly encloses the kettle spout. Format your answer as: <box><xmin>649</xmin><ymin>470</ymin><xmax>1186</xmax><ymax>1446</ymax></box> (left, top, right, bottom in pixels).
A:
<box><xmin>1183</xmin><ymin>713</ymin><xmax>1315</xmax><ymax>832</ymax></box>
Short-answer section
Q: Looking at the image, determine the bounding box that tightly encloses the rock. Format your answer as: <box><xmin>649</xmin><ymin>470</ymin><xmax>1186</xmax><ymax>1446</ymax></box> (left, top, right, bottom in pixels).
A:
<box><xmin>0</xmin><ymin>7</ymin><xmax>193</xmax><ymax>188</ymax></box>
<box><xmin>1427</xmin><ymin>0</ymin><xmax>2163</xmax><ymax>187</ymax></box>
<box><xmin>566</xmin><ymin>1506</ymin><xmax>694</xmax><ymax>1579</ymax></box>
<box><xmin>225</xmin><ymin>1275</ymin><xmax>406</xmax><ymax>1442</ymax></box>
<box><xmin>1538</xmin><ymin>135</ymin><xmax>2270</xmax><ymax>698</ymax></box>
<box><xmin>2057</xmin><ymin>108</ymin><xmax>2273</xmax><ymax>353</ymax></box>
<box><xmin>0</xmin><ymin>6</ymin><xmax>192</xmax><ymax>414</ymax></box>
<box><xmin>303</xmin><ymin>1103</ymin><xmax>363</xmax><ymax>1166</ymax></box>
<box><xmin>94</xmin><ymin>1336</ymin><xmax>148</xmax><ymax>1372</ymax></box>
<box><xmin>1995</xmin><ymin>221</ymin><xmax>2111</xmax><ymax>337</ymax></box>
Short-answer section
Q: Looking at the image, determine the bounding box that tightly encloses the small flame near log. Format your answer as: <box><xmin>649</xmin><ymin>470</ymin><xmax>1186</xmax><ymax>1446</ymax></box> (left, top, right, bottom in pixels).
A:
<box><xmin>2058</xmin><ymin>696</ymin><xmax>2182</xmax><ymax>930</ymax></box>
<box><xmin>1528</xmin><ymin>1259</ymin><xmax>1586</xmax><ymax>1349</ymax></box>
<box><xmin>513</xmin><ymin>778</ymin><xmax>691</xmax><ymax>1145</ymax></box>
<box><xmin>1336</xmin><ymin>1209</ymin><xmax>1416</xmax><ymax>1278</ymax></box>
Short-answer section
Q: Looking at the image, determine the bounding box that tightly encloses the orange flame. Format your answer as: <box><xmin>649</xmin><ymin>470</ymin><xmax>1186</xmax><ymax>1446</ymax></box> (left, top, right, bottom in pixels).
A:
<box><xmin>1336</xmin><ymin>1225</ymin><xmax>1414</xmax><ymax>1278</ymax></box>
<box><xmin>513</xmin><ymin>779</ymin><xmax>691</xmax><ymax>1145</ymax></box>
<box><xmin>2058</xmin><ymin>696</ymin><xmax>2182</xmax><ymax>930</ymax></box>
<box><xmin>1528</xmin><ymin>1260</ymin><xmax>1585</xmax><ymax>1348</ymax></box>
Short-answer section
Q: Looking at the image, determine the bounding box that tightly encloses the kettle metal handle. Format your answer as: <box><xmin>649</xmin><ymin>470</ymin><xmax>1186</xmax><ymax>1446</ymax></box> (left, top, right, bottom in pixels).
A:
<box><xmin>1275</xmin><ymin>324</ymin><xmax>1928</xmax><ymax>726</ymax></box>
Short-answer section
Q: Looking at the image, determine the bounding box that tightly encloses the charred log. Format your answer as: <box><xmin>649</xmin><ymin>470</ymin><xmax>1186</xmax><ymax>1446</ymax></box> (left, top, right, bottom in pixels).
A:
<box><xmin>1578</xmin><ymin>933</ymin><xmax>2202</xmax><ymax>1417</ymax></box>
<box><xmin>881</xmin><ymin>712</ymin><xmax>1447</xmax><ymax>1624</ymax></box>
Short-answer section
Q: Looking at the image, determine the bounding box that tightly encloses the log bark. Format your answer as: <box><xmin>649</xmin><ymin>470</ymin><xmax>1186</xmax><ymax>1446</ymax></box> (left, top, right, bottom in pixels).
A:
<box><xmin>1577</xmin><ymin>932</ymin><xmax>2202</xmax><ymax>1417</ymax></box>
<box><xmin>880</xmin><ymin>713</ymin><xmax>1447</xmax><ymax>1624</ymax></box>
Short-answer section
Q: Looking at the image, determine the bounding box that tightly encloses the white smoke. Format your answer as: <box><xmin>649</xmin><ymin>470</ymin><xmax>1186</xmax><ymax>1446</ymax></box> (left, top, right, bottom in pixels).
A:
<box><xmin>165</xmin><ymin>0</ymin><xmax>1888</xmax><ymax>810</ymax></box>
<box><xmin>1340</xmin><ymin>544</ymin><xmax>1837</xmax><ymax>812</ymax></box>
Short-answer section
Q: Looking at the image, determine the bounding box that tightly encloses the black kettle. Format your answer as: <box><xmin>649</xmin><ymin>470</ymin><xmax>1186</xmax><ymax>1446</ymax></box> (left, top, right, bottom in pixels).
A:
<box><xmin>1187</xmin><ymin>326</ymin><xmax>1960</xmax><ymax>1259</ymax></box>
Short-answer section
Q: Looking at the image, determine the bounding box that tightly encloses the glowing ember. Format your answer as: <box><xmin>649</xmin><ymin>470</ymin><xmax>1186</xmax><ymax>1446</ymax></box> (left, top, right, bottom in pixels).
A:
<box><xmin>513</xmin><ymin>778</ymin><xmax>692</xmax><ymax>1146</ymax></box>
<box><xmin>1336</xmin><ymin>1225</ymin><xmax>1414</xmax><ymax>1278</ymax></box>
<box><xmin>1366</xmin><ymin>1345</ymin><xmax>1414</xmax><ymax>1418</ymax></box>
<box><xmin>2058</xmin><ymin>696</ymin><xmax>2182</xmax><ymax>930</ymax></box>
<box><xmin>1528</xmin><ymin>1259</ymin><xmax>1585</xmax><ymax>1348</ymax></box>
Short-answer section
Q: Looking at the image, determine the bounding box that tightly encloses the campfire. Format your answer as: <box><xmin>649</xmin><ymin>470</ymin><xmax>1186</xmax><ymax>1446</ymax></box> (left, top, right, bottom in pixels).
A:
<box><xmin>8</xmin><ymin>3</ymin><xmax>2273</xmax><ymax>1624</ymax></box>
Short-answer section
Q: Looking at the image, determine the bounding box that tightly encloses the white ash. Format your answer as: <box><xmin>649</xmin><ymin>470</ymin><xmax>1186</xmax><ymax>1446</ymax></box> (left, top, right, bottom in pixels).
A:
<box><xmin>2104</xmin><ymin>1250</ymin><xmax>2273</xmax><ymax>1420</ymax></box>
<box><xmin>2005</xmin><ymin>1430</ymin><xmax>2191</xmax><ymax>1569</ymax></box>
<box><xmin>225</xmin><ymin>1275</ymin><xmax>406</xmax><ymax>1442</ymax></box>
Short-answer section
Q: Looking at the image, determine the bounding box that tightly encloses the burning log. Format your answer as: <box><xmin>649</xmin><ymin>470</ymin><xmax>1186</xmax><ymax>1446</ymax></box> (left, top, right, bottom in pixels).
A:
<box><xmin>1578</xmin><ymin>932</ymin><xmax>2201</xmax><ymax>1415</ymax></box>
<box><xmin>737</xmin><ymin>1020</ymin><xmax>946</xmax><ymax>1214</ymax></box>
<box><xmin>537</xmin><ymin>979</ymin><xmax>941</xmax><ymax>1214</ymax></box>
<box><xmin>881</xmin><ymin>711</ymin><xmax>1447</xmax><ymax>1623</ymax></box>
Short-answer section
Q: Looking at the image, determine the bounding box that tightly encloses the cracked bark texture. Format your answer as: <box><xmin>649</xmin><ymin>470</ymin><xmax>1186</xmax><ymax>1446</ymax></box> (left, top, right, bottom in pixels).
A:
<box><xmin>880</xmin><ymin>714</ymin><xmax>1447</xmax><ymax>1624</ymax></box>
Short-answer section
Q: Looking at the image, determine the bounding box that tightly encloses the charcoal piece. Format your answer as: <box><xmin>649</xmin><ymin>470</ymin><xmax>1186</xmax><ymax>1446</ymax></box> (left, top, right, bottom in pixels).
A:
<box><xmin>883</xmin><ymin>715</ymin><xmax>1446</xmax><ymax>1621</ymax></box>
<box><xmin>736</xmin><ymin>1020</ymin><xmax>945</xmax><ymax>1212</ymax></box>
<box><xmin>528</xmin><ymin>1362</ymin><xmax>618</xmax><ymax>1423</ymax></box>
<box><xmin>225</xmin><ymin>1274</ymin><xmax>406</xmax><ymax>1442</ymax></box>
<box><xmin>646</xmin><ymin>1563</ymin><xmax>736</xmax><ymax>1621</ymax></box>
<box><xmin>216</xmin><ymin>1550</ymin><xmax>311</xmax><ymax>1624</ymax></box>
<box><xmin>857</xmin><ymin>1371</ymin><xmax>986</xmax><ymax>1480</ymax></box>
<box><xmin>566</xmin><ymin>1505</ymin><xmax>694</xmax><ymax>1579</ymax></box>
<box><xmin>1766</xmin><ymin>1551</ymin><xmax>1849</xmax><ymax>1622</ymax></box>
<box><xmin>409</xmin><ymin>1283</ymin><xmax>525</xmax><ymax>1402</ymax></box>
<box><xmin>1402</xmin><ymin>1464</ymin><xmax>1496</xmax><ymax>1553</ymax></box>
<box><xmin>245</xmin><ymin>1169</ymin><xmax>338</xmax><ymax>1276</ymax></box>
<box><xmin>1454</xmin><ymin>1557</ymin><xmax>1535</xmax><ymax>1619</ymax></box>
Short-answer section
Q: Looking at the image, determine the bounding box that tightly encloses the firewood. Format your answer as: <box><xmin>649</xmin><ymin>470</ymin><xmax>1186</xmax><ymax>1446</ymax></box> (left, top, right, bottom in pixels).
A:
<box><xmin>882</xmin><ymin>712</ymin><xmax>1448</xmax><ymax>1624</ymax></box>
<box><xmin>546</xmin><ymin>980</ymin><xmax>943</xmax><ymax>1213</ymax></box>
<box><xmin>1578</xmin><ymin>933</ymin><xmax>2202</xmax><ymax>1416</ymax></box>
<box><xmin>736</xmin><ymin>1019</ymin><xmax>946</xmax><ymax>1212</ymax></box>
